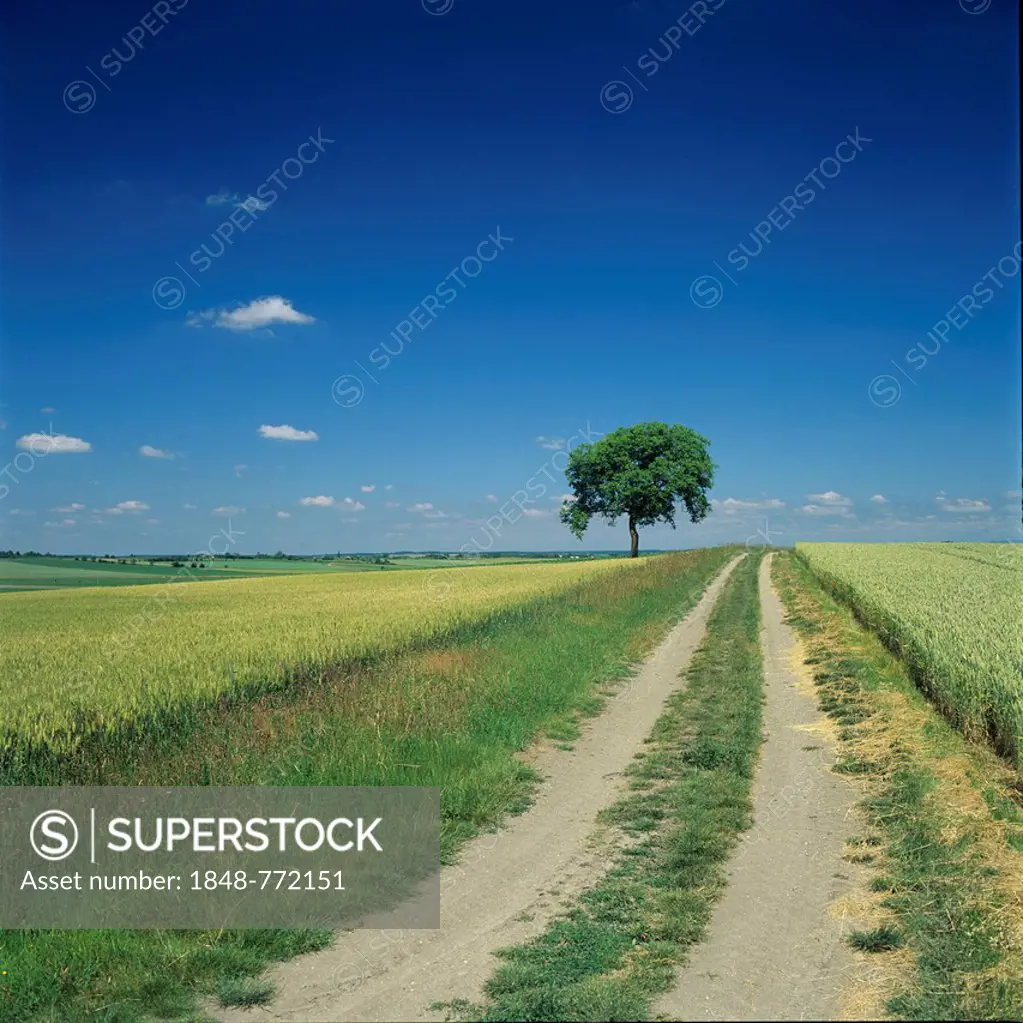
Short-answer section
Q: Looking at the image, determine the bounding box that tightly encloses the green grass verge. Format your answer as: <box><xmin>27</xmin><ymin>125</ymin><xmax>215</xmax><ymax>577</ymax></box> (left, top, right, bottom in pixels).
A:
<box><xmin>773</xmin><ymin>551</ymin><xmax>1023</xmax><ymax>1021</ymax></box>
<box><xmin>0</xmin><ymin>548</ymin><xmax>736</xmax><ymax>1023</ymax></box>
<box><xmin>434</xmin><ymin>552</ymin><xmax>764</xmax><ymax>1022</ymax></box>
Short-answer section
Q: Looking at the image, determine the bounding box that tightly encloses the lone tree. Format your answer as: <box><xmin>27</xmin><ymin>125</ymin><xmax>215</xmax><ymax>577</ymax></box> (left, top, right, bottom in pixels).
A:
<box><xmin>560</xmin><ymin>422</ymin><xmax>715</xmax><ymax>558</ymax></box>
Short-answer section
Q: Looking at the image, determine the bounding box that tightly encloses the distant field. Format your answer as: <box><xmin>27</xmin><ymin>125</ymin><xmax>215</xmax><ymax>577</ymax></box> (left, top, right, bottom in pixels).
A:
<box><xmin>0</xmin><ymin>558</ymin><xmax>644</xmax><ymax>755</ymax></box>
<box><xmin>797</xmin><ymin>541</ymin><xmax>1023</xmax><ymax>768</ymax></box>
<box><xmin>0</xmin><ymin>554</ymin><xmax>590</xmax><ymax>592</ymax></box>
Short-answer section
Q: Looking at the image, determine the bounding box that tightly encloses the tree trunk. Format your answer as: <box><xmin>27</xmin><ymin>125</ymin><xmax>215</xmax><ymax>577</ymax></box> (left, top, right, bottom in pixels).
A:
<box><xmin>628</xmin><ymin>514</ymin><xmax>639</xmax><ymax>558</ymax></box>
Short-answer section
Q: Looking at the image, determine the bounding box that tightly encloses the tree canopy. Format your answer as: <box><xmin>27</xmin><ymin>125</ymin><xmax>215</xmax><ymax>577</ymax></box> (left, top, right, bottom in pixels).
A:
<box><xmin>559</xmin><ymin>422</ymin><xmax>715</xmax><ymax>557</ymax></box>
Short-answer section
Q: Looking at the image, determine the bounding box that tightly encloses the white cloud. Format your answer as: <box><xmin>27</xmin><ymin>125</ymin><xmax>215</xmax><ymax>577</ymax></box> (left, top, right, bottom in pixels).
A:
<box><xmin>806</xmin><ymin>491</ymin><xmax>853</xmax><ymax>506</ymax></box>
<box><xmin>205</xmin><ymin>189</ymin><xmax>237</xmax><ymax>206</ymax></box>
<box><xmin>300</xmin><ymin>495</ymin><xmax>336</xmax><ymax>507</ymax></box>
<box><xmin>408</xmin><ymin>502</ymin><xmax>434</xmax><ymax>513</ymax></box>
<box><xmin>800</xmin><ymin>504</ymin><xmax>854</xmax><ymax>517</ymax></box>
<box><xmin>521</xmin><ymin>508</ymin><xmax>551</xmax><ymax>518</ymax></box>
<box><xmin>341</xmin><ymin>498</ymin><xmax>366</xmax><ymax>511</ymax></box>
<box><xmin>8</xmin><ymin>509</ymin><xmax>33</xmax><ymax>516</ymax></box>
<box><xmin>140</xmin><ymin>444</ymin><xmax>173</xmax><ymax>459</ymax></box>
<box><xmin>16</xmin><ymin>432</ymin><xmax>91</xmax><ymax>454</ymax></box>
<box><xmin>1005</xmin><ymin>489</ymin><xmax>1022</xmax><ymax>499</ymax></box>
<box><xmin>384</xmin><ymin>484</ymin><xmax>394</xmax><ymax>491</ymax></box>
<box><xmin>870</xmin><ymin>494</ymin><xmax>887</xmax><ymax>504</ymax></box>
<box><xmin>535</xmin><ymin>436</ymin><xmax>565</xmax><ymax>450</ymax></box>
<box><xmin>146</xmin><ymin>518</ymin><xmax>159</xmax><ymax>525</ymax></box>
<box><xmin>258</xmin><ymin>424</ymin><xmax>319</xmax><ymax>442</ymax></box>
<box><xmin>360</xmin><ymin>485</ymin><xmax>376</xmax><ymax>493</ymax></box>
<box><xmin>0</xmin><ymin>417</ymin><xmax>7</xmax><ymax>430</ymax></box>
<box><xmin>189</xmin><ymin>296</ymin><xmax>316</xmax><ymax>332</ymax></box>
<box><xmin>276</xmin><ymin>511</ymin><xmax>292</xmax><ymax>519</ymax></box>
<box><xmin>935</xmin><ymin>496</ymin><xmax>991</xmax><ymax>513</ymax></box>
<box><xmin>213</xmin><ymin>505</ymin><xmax>245</xmax><ymax>516</ymax></box>
<box><xmin>53</xmin><ymin>502</ymin><xmax>85</xmax><ymax>513</ymax></box>
<box><xmin>236</xmin><ymin>195</ymin><xmax>268</xmax><ymax>213</ymax></box>
<box><xmin>423</xmin><ymin>509</ymin><xmax>448</xmax><ymax>519</ymax></box>
<box><xmin>554</xmin><ymin>493</ymin><xmax>577</xmax><ymax>503</ymax></box>
<box><xmin>715</xmin><ymin>497</ymin><xmax>785</xmax><ymax>514</ymax></box>
<box><xmin>45</xmin><ymin>518</ymin><xmax>76</xmax><ymax>528</ymax></box>
<box><xmin>104</xmin><ymin>500</ymin><xmax>149</xmax><ymax>515</ymax></box>
<box><xmin>384</xmin><ymin>501</ymin><xmax>401</xmax><ymax>509</ymax></box>
<box><xmin>40</xmin><ymin>406</ymin><xmax>57</xmax><ymax>415</ymax></box>
<box><xmin>485</xmin><ymin>494</ymin><xmax>499</xmax><ymax>503</ymax></box>
<box><xmin>183</xmin><ymin>503</ymin><xmax>197</xmax><ymax>510</ymax></box>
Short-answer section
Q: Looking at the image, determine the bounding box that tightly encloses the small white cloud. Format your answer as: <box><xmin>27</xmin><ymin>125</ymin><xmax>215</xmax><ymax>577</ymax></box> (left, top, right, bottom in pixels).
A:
<box><xmin>234</xmin><ymin>464</ymin><xmax>248</xmax><ymax>478</ymax></box>
<box><xmin>1005</xmin><ymin>489</ymin><xmax>1022</xmax><ymax>499</ymax></box>
<box><xmin>360</xmin><ymin>484</ymin><xmax>376</xmax><ymax>493</ymax></box>
<box><xmin>521</xmin><ymin>508</ymin><xmax>551</xmax><ymax>518</ymax></box>
<box><xmin>45</xmin><ymin>518</ymin><xmax>76</xmax><ymax>528</ymax></box>
<box><xmin>384</xmin><ymin>484</ymin><xmax>394</xmax><ymax>491</ymax></box>
<box><xmin>40</xmin><ymin>406</ymin><xmax>57</xmax><ymax>415</ymax></box>
<box><xmin>485</xmin><ymin>494</ymin><xmax>499</xmax><ymax>503</ymax></box>
<box><xmin>105</xmin><ymin>500</ymin><xmax>149</xmax><ymax>515</ymax></box>
<box><xmin>16</xmin><ymin>432</ymin><xmax>91</xmax><ymax>454</ymax></box>
<box><xmin>408</xmin><ymin>502</ymin><xmax>434</xmax><ymax>513</ymax></box>
<box><xmin>8</xmin><ymin>509</ymin><xmax>33</xmax><ymax>516</ymax></box>
<box><xmin>190</xmin><ymin>296</ymin><xmax>316</xmax><ymax>332</ymax></box>
<box><xmin>936</xmin><ymin>496</ymin><xmax>991</xmax><ymax>513</ymax></box>
<box><xmin>236</xmin><ymin>195</ymin><xmax>268</xmax><ymax>213</ymax></box>
<box><xmin>258</xmin><ymin>424</ymin><xmax>319</xmax><ymax>442</ymax></box>
<box><xmin>145</xmin><ymin>518</ymin><xmax>159</xmax><ymax>525</ymax></box>
<box><xmin>535</xmin><ymin>435</ymin><xmax>565</xmax><ymax>451</ymax></box>
<box><xmin>800</xmin><ymin>504</ymin><xmax>853</xmax><ymax>517</ymax></box>
<box><xmin>423</xmin><ymin>509</ymin><xmax>448</xmax><ymax>519</ymax></box>
<box><xmin>53</xmin><ymin>502</ymin><xmax>85</xmax><ymax>513</ymax></box>
<box><xmin>183</xmin><ymin>503</ymin><xmax>197</xmax><ymax>510</ymax></box>
<box><xmin>715</xmin><ymin>497</ymin><xmax>786</xmax><ymax>514</ymax></box>
<box><xmin>384</xmin><ymin>501</ymin><xmax>401</xmax><ymax>509</ymax></box>
<box><xmin>213</xmin><ymin>505</ymin><xmax>245</xmax><ymax>516</ymax></box>
<box><xmin>300</xmin><ymin>495</ymin><xmax>336</xmax><ymax>507</ymax></box>
<box><xmin>140</xmin><ymin>444</ymin><xmax>174</xmax><ymax>459</ymax></box>
<box><xmin>870</xmin><ymin>494</ymin><xmax>887</xmax><ymax>504</ymax></box>
<box><xmin>806</xmin><ymin>491</ymin><xmax>853</xmax><ymax>506</ymax></box>
<box><xmin>276</xmin><ymin>511</ymin><xmax>292</xmax><ymax>519</ymax></box>
<box><xmin>205</xmin><ymin>188</ymin><xmax>238</xmax><ymax>206</ymax></box>
<box><xmin>341</xmin><ymin>498</ymin><xmax>365</xmax><ymax>511</ymax></box>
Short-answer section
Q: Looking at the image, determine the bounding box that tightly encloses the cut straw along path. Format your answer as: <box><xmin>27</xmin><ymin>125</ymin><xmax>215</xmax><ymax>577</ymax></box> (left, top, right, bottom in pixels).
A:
<box><xmin>215</xmin><ymin>556</ymin><xmax>744</xmax><ymax>1023</ymax></box>
<box><xmin>656</xmin><ymin>553</ymin><xmax>864</xmax><ymax>1021</ymax></box>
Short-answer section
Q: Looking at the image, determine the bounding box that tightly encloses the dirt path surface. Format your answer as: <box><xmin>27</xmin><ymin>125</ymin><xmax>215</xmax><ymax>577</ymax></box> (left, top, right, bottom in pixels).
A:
<box><xmin>215</xmin><ymin>556</ymin><xmax>742</xmax><ymax>1023</ymax></box>
<box><xmin>654</xmin><ymin>553</ymin><xmax>864</xmax><ymax>1022</ymax></box>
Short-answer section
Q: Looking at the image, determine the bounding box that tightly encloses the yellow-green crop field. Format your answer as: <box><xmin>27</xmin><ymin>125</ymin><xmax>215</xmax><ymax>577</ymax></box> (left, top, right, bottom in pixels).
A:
<box><xmin>0</xmin><ymin>559</ymin><xmax>643</xmax><ymax>754</ymax></box>
<box><xmin>797</xmin><ymin>542</ymin><xmax>1023</xmax><ymax>768</ymax></box>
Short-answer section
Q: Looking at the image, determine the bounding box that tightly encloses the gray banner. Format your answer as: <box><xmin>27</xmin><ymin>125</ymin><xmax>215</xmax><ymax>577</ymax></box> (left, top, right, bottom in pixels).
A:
<box><xmin>0</xmin><ymin>787</ymin><xmax>440</xmax><ymax>929</ymax></box>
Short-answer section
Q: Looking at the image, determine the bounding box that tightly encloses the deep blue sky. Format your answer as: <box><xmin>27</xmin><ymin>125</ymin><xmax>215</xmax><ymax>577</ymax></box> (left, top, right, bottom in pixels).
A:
<box><xmin>1</xmin><ymin>0</ymin><xmax>1019</xmax><ymax>554</ymax></box>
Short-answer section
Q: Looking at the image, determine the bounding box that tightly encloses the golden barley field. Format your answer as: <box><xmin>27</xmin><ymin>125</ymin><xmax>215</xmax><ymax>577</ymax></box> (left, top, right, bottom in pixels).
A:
<box><xmin>0</xmin><ymin>559</ymin><xmax>643</xmax><ymax>752</ymax></box>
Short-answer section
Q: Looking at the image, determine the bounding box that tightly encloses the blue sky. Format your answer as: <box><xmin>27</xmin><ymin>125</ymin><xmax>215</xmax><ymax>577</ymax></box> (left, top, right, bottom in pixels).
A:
<box><xmin>0</xmin><ymin>0</ymin><xmax>1019</xmax><ymax>555</ymax></box>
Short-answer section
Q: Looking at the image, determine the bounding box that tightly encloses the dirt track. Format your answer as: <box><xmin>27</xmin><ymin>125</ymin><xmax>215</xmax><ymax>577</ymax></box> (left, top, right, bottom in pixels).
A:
<box><xmin>653</xmin><ymin>553</ymin><xmax>864</xmax><ymax>1021</ymax></box>
<box><xmin>215</xmin><ymin>555</ymin><xmax>742</xmax><ymax>1023</ymax></box>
